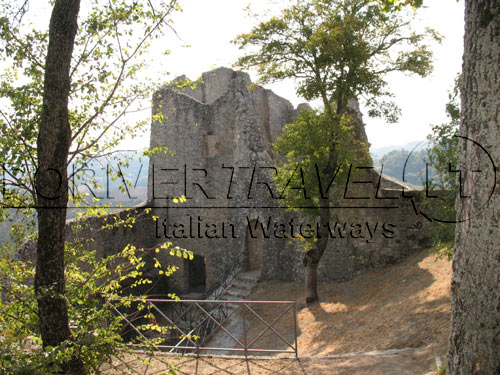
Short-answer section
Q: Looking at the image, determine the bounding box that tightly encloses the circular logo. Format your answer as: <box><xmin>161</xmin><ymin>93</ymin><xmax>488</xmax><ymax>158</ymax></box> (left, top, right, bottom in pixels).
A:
<box><xmin>403</xmin><ymin>135</ymin><xmax>496</xmax><ymax>223</ymax></box>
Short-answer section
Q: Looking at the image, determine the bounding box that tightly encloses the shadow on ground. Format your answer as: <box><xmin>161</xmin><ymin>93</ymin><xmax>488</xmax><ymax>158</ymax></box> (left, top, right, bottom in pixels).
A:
<box><xmin>102</xmin><ymin>249</ymin><xmax>450</xmax><ymax>374</ymax></box>
<box><xmin>246</xmin><ymin>249</ymin><xmax>451</xmax><ymax>359</ymax></box>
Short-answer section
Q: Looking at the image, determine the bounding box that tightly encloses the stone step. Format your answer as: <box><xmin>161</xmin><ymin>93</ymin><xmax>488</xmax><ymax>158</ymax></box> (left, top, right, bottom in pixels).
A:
<box><xmin>225</xmin><ymin>287</ymin><xmax>251</xmax><ymax>298</ymax></box>
<box><xmin>224</xmin><ymin>295</ymin><xmax>246</xmax><ymax>310</ymax></box>
<box><xmin>224</xmin><ymin>295</ymin><xmax>246</xmax><ymax>302</ymax></box>
<box><xmin>238</xmin><ymin>269</ymin><xmax>261</xmax><ymax>279</ymax></box>
<box><xmin>212</xmin><ymin>269</ymin><xmax>261</xmax><ymax>309</ymax></box>
<box><xmin>231</xmin><ymin>279</ymin><xmax>256</xmax><ymax>292</ymax></box>
<box><xmin>182</xmin><ymin>292</ymin><xmax>205</xmax><ymax>300</ymax></box>
<box><xmin>237</xmin><ymin>274</ymin><xmax>260</xmax><ymax>284</ymax></box>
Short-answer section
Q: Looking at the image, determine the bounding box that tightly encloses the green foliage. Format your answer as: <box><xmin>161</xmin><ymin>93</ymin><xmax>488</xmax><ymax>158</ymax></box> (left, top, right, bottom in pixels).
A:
<box><xmin>424</xmin><ymin>76</ymin><xmax>460</xmax><ymax>260</ymax></box>
<box><xmin>234</xmin><ymin>0</ymin><xmax>440</xmax><ymax>122</ymax></box>
<box><xmin>0</xmin><ymin>0</ymin><xmax>180</xmax><ymax>213</ymax></box>
<box><xmin>378</xmin><ymin>0</ymin><xmax>424</xmax><ymax>12</ymax></box>
<box><xmin>0</xmin><ymin>210</ymin><xmax>190</xmax><ymax>374</ymax></box>
<box><xmin>0</xmin><ymin>208</ymin><xmax>37</xmax><ymax>259</ymax></box>
<box><xmin>426</xmin><ymin>76</ymin><xmax>460</xmax><ymax>191</ymax></box>
<box><xmin>377</xmin><ymin>77</ymin><xmax>459</xmax><ymax>260</ymax></box>
<box><xmin>236</xmin><ymin>0</ymin><xmax>438</xmax><ymax>232</ymax></box>
<box><xmin>273</xmin><ymin>108</ymin><xmax>366</xmax><ymax>217</ymax></box>
<box><xmin>0</xmin><ymin>1</ymin><xmax>184</xmax><ymax>370</ymax></box>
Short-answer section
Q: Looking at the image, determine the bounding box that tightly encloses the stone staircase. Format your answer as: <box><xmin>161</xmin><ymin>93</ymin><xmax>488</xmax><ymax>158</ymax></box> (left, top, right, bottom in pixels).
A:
<box><xmin>203</xmin><ymin>269</ymin><xmax>261</xmax><ymax>353</ymax></box>
<box><xmin>223</xmin><ymin>269</ymin><xmax>261</xmax><ymax>302</ymax></box>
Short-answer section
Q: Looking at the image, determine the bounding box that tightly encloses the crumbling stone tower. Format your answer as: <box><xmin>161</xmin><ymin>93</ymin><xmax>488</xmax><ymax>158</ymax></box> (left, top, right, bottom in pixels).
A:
<box><xmin>147</xmin><ymin>67</ymin><xmax>430</xmax><ymax>295</ymax></box>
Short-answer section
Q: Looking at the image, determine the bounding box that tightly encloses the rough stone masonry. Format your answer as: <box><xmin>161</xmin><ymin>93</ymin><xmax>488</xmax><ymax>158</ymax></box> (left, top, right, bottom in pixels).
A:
<box><xmin>146</xmin><ymin>67</ymin><xmax>431</xmax><ymax>294</ymax></box>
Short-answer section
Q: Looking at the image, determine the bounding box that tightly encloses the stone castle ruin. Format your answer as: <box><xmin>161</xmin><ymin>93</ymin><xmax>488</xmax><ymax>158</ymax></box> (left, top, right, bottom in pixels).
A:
<box><xmin>16</xmin><ymin>67</ymin><xmax>431</xmax><ymax>297</ymax></box>
<box><xmin>144</xmin><ymin>67</ymin><xmax>430</xmax><ymax>294</ymax></box>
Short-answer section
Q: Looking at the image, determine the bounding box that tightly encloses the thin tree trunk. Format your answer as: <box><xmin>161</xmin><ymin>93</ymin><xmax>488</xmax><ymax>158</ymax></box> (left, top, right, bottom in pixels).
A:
<box><xmin>304</xmin><ymin>259</ymin><xmax>318</xmax><ymax>304</ymax></box>
<box><xmin>34</xmin><ymin>0</ymin><xmax>82</xmax><ymax>373</ymax></box>
<box><xmin>448</xmin><ymin>1</ymin><xmax>500</xmax><ymax>374</ymax></box>
<box><xmin>303</xmin><ymin>199</ymin><xmax>331</xmax><ymax>304</ymax></box>
<box><xmin>303</xmin><ymin>148</ymin><xmax>338</xmax><ymax>305</ymax></box>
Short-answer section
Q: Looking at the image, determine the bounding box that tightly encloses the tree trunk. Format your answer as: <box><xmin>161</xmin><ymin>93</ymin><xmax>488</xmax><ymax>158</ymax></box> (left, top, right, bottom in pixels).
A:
<box><xmin>34</xmin><ymin>0</ymin><xmax>82</xmax><ymax>373</ymax></box>
<box><xmin>303</xmin><ymin>149</ymin><xmax>338</xmax><ymax>305</ymax></box>
<box><xmin>303</xmin><ymin>202</ymin><xmax>330</xmax><ymax>305</ymax></box>
<box><xmin>448</xmin><ymin>1</ymin><xmax>500</xmax><ymax>374</ymax></box>
<box><xmin>304</xmin><ymin>259</ymin><xmax>318</xmax><ymax>304</ymax></box>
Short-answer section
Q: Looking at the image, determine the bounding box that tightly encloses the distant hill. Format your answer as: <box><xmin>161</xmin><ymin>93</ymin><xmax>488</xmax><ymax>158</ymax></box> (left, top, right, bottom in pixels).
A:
<box><xmin>72</xmin><ymin>152</ymin><xmax>149</xmax><ymax>193</ymax></box>
<box><xmin>370</xmin><ymin>140</ymin><xmax>428</xmax><ymax>162</ymax></box>
<box><xmin>377</xmin><ymin>148</ymin><xmax>432</xmax><ymax>188</ymax></box>
<box><xmin>1</xmin><ymin>152</ymin><xmax>150</xmax><ymax>250</ymax></box>
<box><xmin>369</xmin><ymin>141</ymin><xmax>438</xmax><ymax>188</ymax></box>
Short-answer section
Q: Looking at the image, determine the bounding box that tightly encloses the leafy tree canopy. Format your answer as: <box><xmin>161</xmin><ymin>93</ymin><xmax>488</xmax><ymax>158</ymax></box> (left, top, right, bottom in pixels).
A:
<box><xmin>0</xmin><ymin>0</ymin><xmax>180</xmax><ymax>251</ymax></box>
<box><xmin>424</xmin><ymin>74</ymin><xmax>460</xmax><ymax>258</ymax></box>
<box><xmin>273</xmin><ymin>108</ymin><xmax>367</xmax><ymax>218</ymax></box>
<box><xmin>234</xmin><ymin>0</ymin><xmax>440</xmax><ymax>121</ymax></box>
<box><xmin>0</xmin><ymin>0</ymin><xmax>179</xmax><ymax>209</ymax></box>
<box><xmin>0</xmin><ymin>1</ymin><xmax>183</xmax><ymax>371</ymax></box>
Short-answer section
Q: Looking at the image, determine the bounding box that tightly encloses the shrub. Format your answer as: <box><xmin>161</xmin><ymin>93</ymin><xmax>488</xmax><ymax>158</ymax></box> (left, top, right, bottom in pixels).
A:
<box><xmin>0</xmin><ymin>227</ymin><xmax>190</xmax><ymax>374</ymax></box>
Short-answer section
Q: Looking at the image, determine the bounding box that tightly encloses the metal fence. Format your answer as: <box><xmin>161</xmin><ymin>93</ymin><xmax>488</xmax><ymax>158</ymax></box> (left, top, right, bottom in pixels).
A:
<box><xmin>114</xmin><ymin>299</ymin><xmax>298</xmax><ymax>357</ymax></box>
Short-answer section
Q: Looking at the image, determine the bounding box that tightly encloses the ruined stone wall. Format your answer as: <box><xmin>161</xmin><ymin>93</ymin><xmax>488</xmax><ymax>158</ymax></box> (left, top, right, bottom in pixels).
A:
<box><xmin>147</xmin><ymin>67</ymin><xmax>302</xmax><ymax>292</ymax></box>
<box><xmin>13</xmin><ymin>204</ymin><xmax>173</xmax><ymax>296</ymax></box>
<box><xmin>146</xmin><ymin>67</ymin><xmax>432</xmax><ymax>293</ymax></box>
<box><xmin>14</xmin><ymin>205</ymin><xmax>156</xmax><ymax>265</ymax></box>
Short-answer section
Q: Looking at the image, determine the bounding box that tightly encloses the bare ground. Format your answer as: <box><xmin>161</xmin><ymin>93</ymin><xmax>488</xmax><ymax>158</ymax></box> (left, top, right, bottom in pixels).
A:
<box><xmin>248</xmin><ymin>248</ymin><xmax>451</xmax><ymax>358</ymax></box>
<box><xmin>104</xmin><ymin>249</ymin><xmax>452</xmax><ymax>374</ymax></box>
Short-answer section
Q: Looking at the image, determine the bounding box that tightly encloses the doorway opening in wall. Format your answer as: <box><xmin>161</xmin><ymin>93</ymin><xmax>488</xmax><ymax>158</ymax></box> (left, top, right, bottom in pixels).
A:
<box><xmin>188</xmin><ymin>254</ymin><xmax>206</xmax><ymax>293</ymax></box>
<box><xmin>244</xmin><ymin>219</ymin><xmax>263</xmax><ymax>272</ymax></box>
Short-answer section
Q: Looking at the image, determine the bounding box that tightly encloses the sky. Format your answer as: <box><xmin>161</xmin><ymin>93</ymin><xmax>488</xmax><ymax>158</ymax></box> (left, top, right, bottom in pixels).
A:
<box><xmin>23</xmin><ymin>0</ymin><xmax>466</xmax><ymax>151</ymax></box>
<box><xmin>156</xmin><ymin>0</ymin><xmax>465</xmax><ymax>150</ymax></box>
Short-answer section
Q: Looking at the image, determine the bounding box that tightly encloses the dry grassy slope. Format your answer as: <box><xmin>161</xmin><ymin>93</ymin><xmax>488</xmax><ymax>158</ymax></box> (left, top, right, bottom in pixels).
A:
<box><xmin>246</xmin><ymin>249</ymin><xmax>451</xmax><ymax>359</ymax></box>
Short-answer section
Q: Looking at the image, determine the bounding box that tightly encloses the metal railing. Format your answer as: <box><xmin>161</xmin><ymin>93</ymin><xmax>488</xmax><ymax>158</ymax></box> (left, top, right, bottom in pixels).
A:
<box><xmin>145</xmin><ymin>256</ymin><xmax>243</xmax><ymax>347</ymax></box>
<box><xmin>111</xmin><ymin>257</ymin><xmax>299</xmax><ymax>356</ymax></box>
<box><xmin>115</xmin><ymin>299</ymin><xmax>298</xmax><ymax>356</ymax></box>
